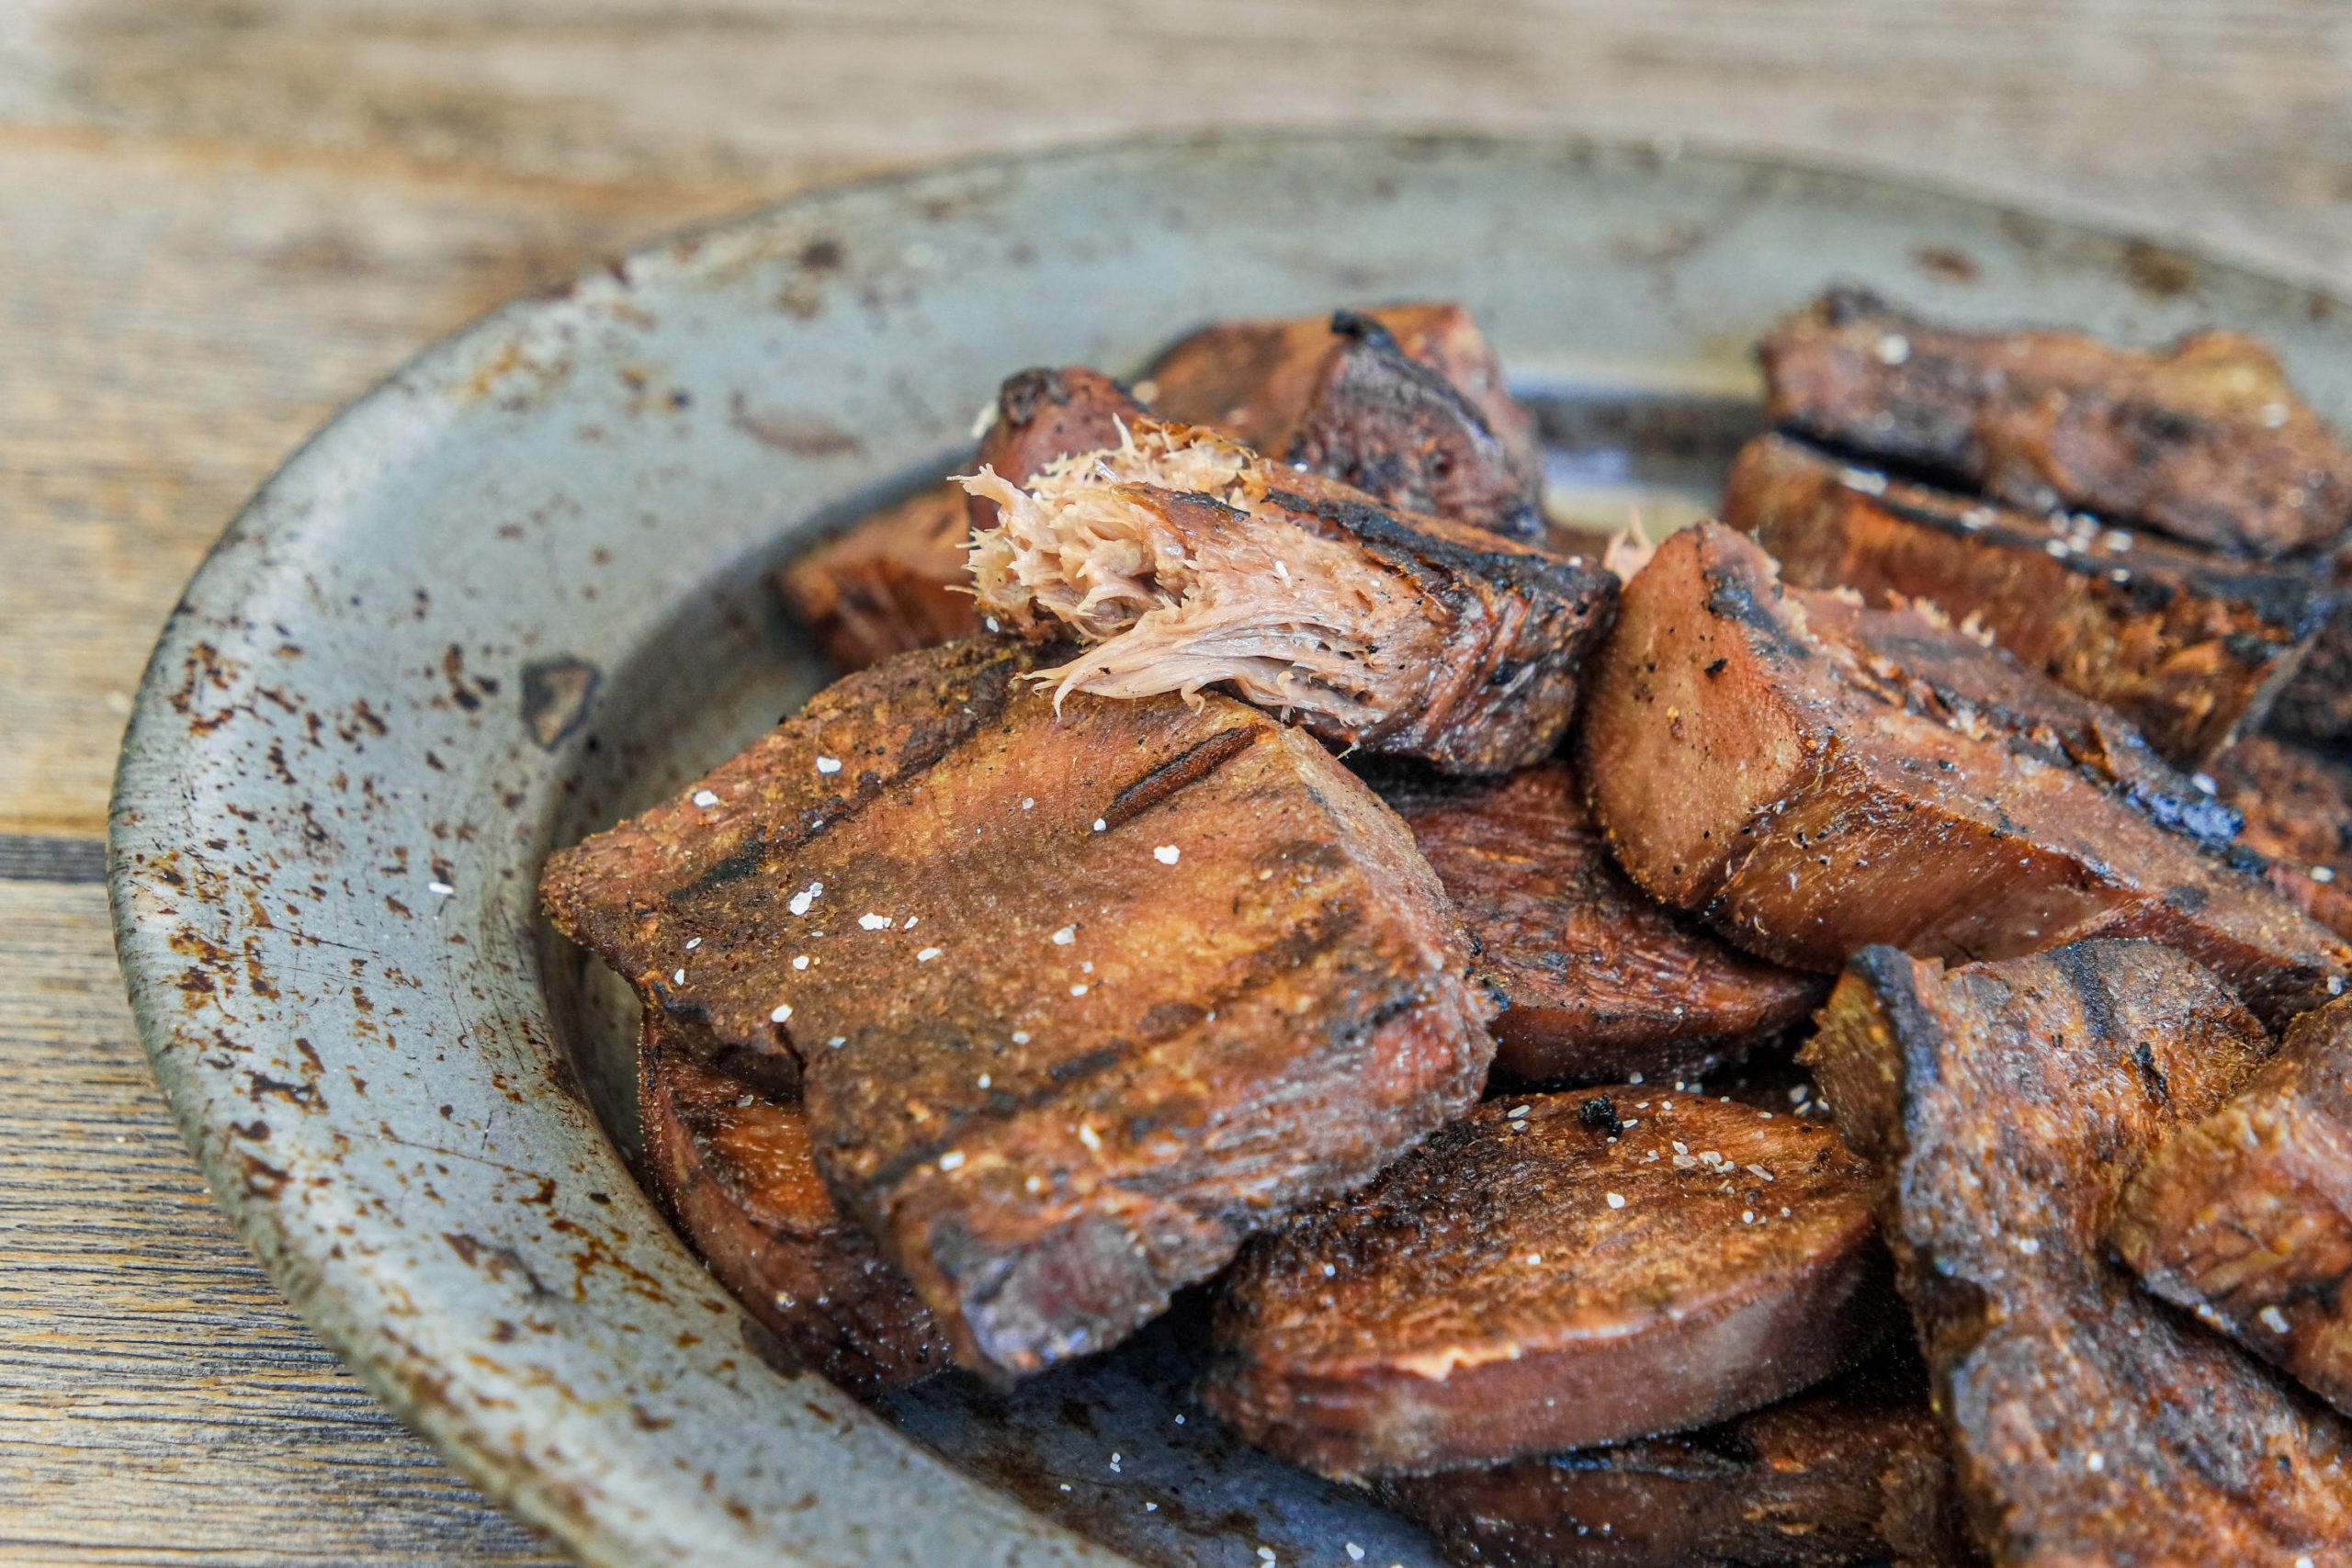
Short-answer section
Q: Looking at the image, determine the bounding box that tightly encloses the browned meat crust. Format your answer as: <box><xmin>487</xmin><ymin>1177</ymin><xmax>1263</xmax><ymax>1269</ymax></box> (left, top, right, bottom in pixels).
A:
<box><xmin>777</xmin><ymin>482</ymin><xmax>978</xmax><ymax>672</ymax></box>
<box><xmin>968</xmin><ymin>366</ymin><xmax>1148</xmax><ymax>533</ymax></box>
<box><xmin>2211</xmin><ymin>734</ymin><xmax>2352</xmax><ymax>941</ymax></box>
<box><xmin>638</xmin><ymin>1010</ymin><xmax>951</xmax><ymax>1393</ymax></box>
<box><xmin>1371</xmin><ymin>1352</ymin><xmax>1972</xmax><ymax>1568</ymax></box>
<box><xmin>1145</xmin><ymin>303</ymin><xmax>1542</xmax><ymax>514</ymax></box>
<box><xmin>1202</xmin><ymin>1093</ymin><xmax>1893</xmax><ymax>1478</ymax></box>
<box><xmin>1759</xmin><ymin>287</ymin><xmax>2352</xmax><ymax>558</ymax></box>
<box><xmin>1385</xmin><ymin>761</ymin><xmax>1826</xmax><ymax>1087</ymax></box>
<box><xmin>1805</xmin><ymin>940</ymin><xmax>2352</xmax><ymax>1566</ymax></box>
<box><xmin>964</xmin><ymin>419</ymin><xmax>1614</xmax><ymax>774</ymax></box>
<box><xmin>2113</xmin><ymin>992</ymin><xmax>2352</xmax><ymax>1419</ymax></box>
<box><xmin>2271</xmin><ymin>546</ymin><xmax>2352</xmax><ymax>740</ymax></box>
<box><xmin>543</xmin><ymin>639</ymin><xmax>1495</xmax><ymax>1382</ymax></box>
<box><xmin>1579</xmin><ymin>522</ymin><xmax>2351</xmax><ymax>1027</ymax></box>
<box><xmin>1724</xmin><ymin>431</ymin><xmax>2335</xmax><ymax>766</ymax></box>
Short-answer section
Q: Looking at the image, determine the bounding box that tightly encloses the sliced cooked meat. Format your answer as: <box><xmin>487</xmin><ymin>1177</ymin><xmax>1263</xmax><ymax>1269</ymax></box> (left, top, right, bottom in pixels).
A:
<box><xmin>1144</xmin><ymin>302</ymin><xmax>1543</xmax><ymax>509</ymax></box>
<box><xmin>1724</xmin><ymin>431</ymin><xmax>2334</xmax><ymax>766</ymax></box>
<box><xmin>1202</xmin><ymin>1092</ymin><xmax>1892</xmax><ymax>1478</ymax></box>
<box><xmin>1372</xmin><ymin>1352</ymin><xmax>1969</xmax><ymax>1568</ymax></box>
<box><xmin>962</xmin><ymin>418</ymin><xmax>1615</xmax><ymax>773</ymax></box>
<box><xmin>1759</xmin><ymin>286</ymin><xmax>2352</xmax><ymax>558</ymax></box>
<box><xmin>1805</xmin><ymin>940</ymin><xmax>2352</xmax><ymax>1565</ymax></box>
<box><xmin>2212</xmin><ymin>733</ymin><xmax>2352</xmax><ymax>942</ymax></box>
<box><xmin>1579</xmin><ymin>522</ymin><xmax>2351</xmax><ymax>1027</ymax></box>
<box><xmin>543</xmin><ymin>638</ymin><xmax>1495</xmax><ymax>1382</ymax></box>
<box><xmin>2113</xmin><ymin>992</ymin><xmax>2352</xmax><ymax>1419</ymax></box>
<box><xmin>639</xmin><ymin>1010</ymin><xmax>950</xmax><ymax>1393</ymax></box>
<box><xmin>1384</xmin><ymin>761</ymin><xmax>1826</xmax><ymax>1087</ymax></box>
<box><xmin>968</xmin><ymin>366</ymin><xmax>1148</xmax><ymax>532</ymax></box>
<box><xmin>777</xmin><ymin>482</ymin><xmax>978</xmax><ymax>673</ymax></box>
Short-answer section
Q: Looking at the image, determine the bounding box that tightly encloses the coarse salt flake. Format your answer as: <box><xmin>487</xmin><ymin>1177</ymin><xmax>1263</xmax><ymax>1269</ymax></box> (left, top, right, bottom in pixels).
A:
<box><xmin>793</xmin><ymin>955</ymin><xmax>808</xmax><ymax>969</ymax></box>
<box><xmin>815</xmin><ymin>755</ymin><xmax>842</xmax><ymax>774</ymax></box>
<box><xmin>1052</xmin><ymin>925</ymin><xmax>1077</xmax><ymax>945</ymax></box>
<box><xmin>1875</xmin><ymin>332</ymin><xmax>1911</xmax><ymax>365</ymax></box>
<box><xmin>1347</xmin><ymin>1547</ymin><xmax>1365</xmax><ymax>1562</ymax></box>
<box><xmin>1605</xmin><ymin>1192</ymin><xmax>1626</xmax><ymax>1209</ymax></box>
<box><xmin>859</xmin><ymin>913</ymin><xmax>892</xmax><ymax>931</ymax></box>
<box><xmin>1093</xmin><ymin>818</ymin><xmax>1108</xmax><ymax>832</ymax></box>
<box><xmin>1154</xmin><ymin>844</ymin><xmax>1180</xmax><ymax>864</ymax></box>
<box><xmin>2261</xmin><ymin>1304</ymin><xmax>2293</xmax><ymax>1335</ymax></box>
<box><xmin>1070</xmin><ymin>983</ymin><xmax>1089</xmax><ymax>997</ymax></box>
<box><xmin>771</xmin><ymin>1004</ymin><xmax>793</xmax><ymax>1023</ymax></box>
<box><xmin>938</xmin><ymin>1151</ymin><xmax>965</xmax><ymax>1171</ymax></box>
<box><xmin>1078</xmin><ymin>1123</ymin><xmax>1102</xmax><ymax>1151</ymax></box>
<box><xmin>428</xmin><ymin>881</ymin><xmax>456</xmax><ymax>896</ymax></box>
<box><xmin>692</xmin><ymin>789</ymin><xmax>720</xmax><ymax>807</ymax></box>
<box><xmin>1021</xmin><ymin>797</ymin><xmax>1035</xmax><ymax>810</ymax></box>
<box><xmin>917</xmin><ymin>947</ymin><xmax>943</xmax><ymax>962</ymax></box>
<box><xmin>673</xmin><ymin>968</ymin><xmax>685</xmax><ymax>985</ymax></box>
<box><xmin>2086</xmin><ymin>1451</ymin><xmax>2105</xmax><ymax>1472</ymax></box>
<box><xmin>1012</xmin><ymin>1031</ymin><xmax>1031</xmax><ymax>1044</ymax></box>
<box><xmin>789</xmin><ymin>882</ymin><xmax>822</xmax><ymax>916</ymax></box>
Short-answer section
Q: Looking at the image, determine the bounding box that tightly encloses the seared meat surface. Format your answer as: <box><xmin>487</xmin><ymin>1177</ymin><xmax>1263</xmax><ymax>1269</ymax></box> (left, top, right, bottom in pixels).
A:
<box><xmin>968</xmin><ymin>366</ymin><xmax>1148</xmax><ymax>533</ymax></box>
<box><xmin>963</xmin><ymin>418</ymin><xmax>1614</xmax><ymax>774</ymax></box>
<box><xmin>2114</xmin><ymin>992</ymin><xmax>2352</xmax><ymax>1418</ymax></box>
<box><xmin>1725</xmin><ymin>431</ymin><xmax>2334</xmax><ymax>766</ymax></box>
<box><xmin>1372</xmin><ymin>1352</ymin><xmax>1969</xmax><ymax>1568</ymax></box>
<box><xmin>1806</xmin><ymin>940</ymin><xmax>2352</xmax><ymax>1566</ymax></box>
<box><xmin>1145</xmin><ymin>303</ymin><xmax>1544</xmax><ymax>536</ymax></box>
<box><xmin>1383</xmin><ymin>761</ymin><xmax>1826</xmax><ymax>1087</ymax></box>
<box><xmin>2212</xmin><ymin>733</ymin><xmax>2352</xmax><ymax>942</ymax></box>
<box><xmin>639</xmin><ymin>1010</ymin><xmax>950</xmax><ymax>1393</ymax></box>
<box><xmin>544</xmin><ymin>639</ymin><xmax>1494</xmax><ymax>1382</ymax></box>
<box><xmin>1203</xmin><ymin>1092</ymin><xmax>1891</xmax><ymax>1477</ymax></box>
<box><xmin>1580</xmin><ymin>522</ymin><xmax>2350</xmax><ymax>1027</ymax></box>
<box><xmin>1760</xmin><ymin>286</ymin><xmax>2352</xmax><ymax>558</ymax></box>
<box><xmin>778</xmin><ymin>482</ymin><xmax>978</xmax><ymax>673</ymax></box>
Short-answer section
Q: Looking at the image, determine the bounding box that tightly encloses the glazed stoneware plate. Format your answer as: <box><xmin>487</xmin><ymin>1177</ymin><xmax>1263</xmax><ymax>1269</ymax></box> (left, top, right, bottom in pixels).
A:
<box><xmin>109</xmin><ymin>134</ymin><xmax>2352</xmax><ymax>1568</ymax></box>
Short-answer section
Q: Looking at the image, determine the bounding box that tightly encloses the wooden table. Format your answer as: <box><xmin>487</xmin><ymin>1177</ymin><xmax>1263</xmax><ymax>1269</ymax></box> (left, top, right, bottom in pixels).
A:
<box><xmin>7</xmin><ymin>2</ymin><xmax>2352</xmax><ymax>1560</ymax></box>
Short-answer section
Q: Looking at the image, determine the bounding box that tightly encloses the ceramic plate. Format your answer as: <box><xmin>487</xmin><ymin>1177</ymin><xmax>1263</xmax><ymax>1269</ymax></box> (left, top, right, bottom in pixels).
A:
<box><xmin>109</xmin><ymin>134</ymin><xmax>2352</xmax><ymax>1567</ymax></box>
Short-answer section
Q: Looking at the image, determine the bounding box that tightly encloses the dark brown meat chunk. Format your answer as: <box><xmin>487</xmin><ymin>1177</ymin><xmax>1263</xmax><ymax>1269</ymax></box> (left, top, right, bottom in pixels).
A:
<box><xmin>2212</xmin><ymin>733</ymin><xmax>2352</xmax><ymax>942</ymax></box>
<box><xmin>967</xmin><ymin>366</ymin><xmax>1148</xmax><ymax>532</ymax></box>
<box><xmin>1579</xmin><ymin>522</ymin><xmax>2350</xmax><ymax>1027</ymax></box>
<box><xmin>2113</xmin><ymin>992</ymin><xmax>2352</xmax><ymax>1419</ymax></box>
<box><xmin>1372</xmin><ymin>1353</ymin><xmax>1970</xmax><ymax>1568</ymax></box>
<box><xmin>1760</xmin><ymin>286</ymin><xmax>2352</xmax><ymax>558</ymax></box>
<box><xmin>1385</xmin><ymin>761</ymin><xmax>1826</xmax><ymax>1087</ymax></box>
<box><xmin>1805</xmin><ymin>940</ymin><xmax>2352</xmax><ymax>1565</ymax></box>
<box><xmin>1203</xmin><ymin>1093</ymin><xmax>1892</xmax><ymax>1477</ymax></box>
<box><xmin>2271</xmin><ymin>546</ymin><xmax>2352</xmax><ymax>740</ymax></box>
<box><xmin>776</xmin><ymin>482</ymin><xmax>979</xmax><ymax>672</ymax></box>
<box><xmin>1724</xmin><ymin>431</ymin><xmax>2335</xmax><ymax>766</ymax></box>
<box><xmin>1144</xmin><ymin>303</ymin><xmax>1543</xmax><ymax>522</ymax></box>
<box><xmin>543</xmin><ymin>639</ymin><xmax>1495</xmax><ymax>1382</ymax></box>
<box><xmin>638</xmin><ymin>1010</ymin><xmax>951</xmax><ymax>1393</ymax></box>
<box><xmin>964</xmin><ymin>418</ymin><xmax>1614</xmax><ymax>774</ymax></box>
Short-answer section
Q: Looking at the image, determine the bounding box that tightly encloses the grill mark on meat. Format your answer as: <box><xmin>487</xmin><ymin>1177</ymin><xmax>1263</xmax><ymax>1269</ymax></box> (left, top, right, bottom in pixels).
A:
<box><xmin>1100</xmin><ymin>725</ymin><xmax>1259</xmax><ymax>830</ymax></box>
<box><xmin>1806</xmin><ymin>940</ymin><xmax>2352</xmax><ymax>1564</ymax></box>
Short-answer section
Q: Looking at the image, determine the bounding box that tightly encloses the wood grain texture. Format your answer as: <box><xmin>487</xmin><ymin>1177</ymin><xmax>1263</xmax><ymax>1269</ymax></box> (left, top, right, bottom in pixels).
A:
<box><xmin>6</xmin><ymin>0</ymin><xmax>2352</xmax><ymax>1561</ymax></box>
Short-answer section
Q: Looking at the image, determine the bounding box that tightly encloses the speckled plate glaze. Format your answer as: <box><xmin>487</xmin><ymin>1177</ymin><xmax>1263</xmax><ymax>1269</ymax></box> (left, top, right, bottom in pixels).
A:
<box><xmin>110</xmin><ymin>135</ymin><xmax>2352</xmax><ymax>1568</ymax></box>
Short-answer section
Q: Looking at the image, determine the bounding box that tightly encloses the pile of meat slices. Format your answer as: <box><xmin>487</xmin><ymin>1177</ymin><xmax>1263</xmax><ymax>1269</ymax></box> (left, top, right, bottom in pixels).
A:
<box><xmin>542</xmin><ymin>292</ymin><xmax>2352</xmax><ymax>1567</ymax></box>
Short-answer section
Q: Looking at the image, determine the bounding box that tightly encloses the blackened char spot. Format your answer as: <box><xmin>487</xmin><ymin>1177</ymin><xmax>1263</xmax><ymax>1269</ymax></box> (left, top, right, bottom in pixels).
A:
<box><xmin>2133</xmin><ymin>1038</ymin><xmax>2172</xmax><ymax>1106</ymax></box>
<box><xmin>1262</xmin><ymin>488</ymin><xmax>1589</xmax><ymax>603</ymax></box>
<box><xmin>2050</xmin><ymin>942</ymin><xmax>2128</xmax><ymax>1065</ymax></box>
<box><xmin>2162</xmin><ymin>884</ymin><xmax>2212</xmax><ymax>915</ymax></box>
<box><xmin>997</xmin><ymin>367</ymin><xmax>1071</xmax><ymax>426</ymax></box>
<box><xmin>1577</xmin><ymin>1094</ymin><xmax>1623</xmax><ymax>1137</ymax></box>
<box><xmin>1102</xmin><ymin>727</ymin><xmax>1260</xmax><ymax>831</ymax></box>
<box><xmin>671</xmin><ymin>826</ymin><xmax>768</xmax><ymax>902</ymax></box>
<box><xmin>1703</xmin><ymin>564</ymin><xmax>1815</xmax><ymax>664</ymax></box>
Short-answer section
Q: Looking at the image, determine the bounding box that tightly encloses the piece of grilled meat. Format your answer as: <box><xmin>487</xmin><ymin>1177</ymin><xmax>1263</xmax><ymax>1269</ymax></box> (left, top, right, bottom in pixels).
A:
<box><xmin>1145</xmin><ymin>303</ymin><xmax>1544</xmax><ymax>536</ymax></box>
<box><xmin>2113</xmin><ymin>992</ymin><xmax>2352</xmax><ymax>1419</ymax></box>
<box><xmin>967</xmin><ymin>366</ymin><xmax>1149</xmax><ymax>534</ymax></box>
<box><xmin>1203</xmin><ymin>1092</ymin><xmax>1892</xmax><ymax>1478</ymax></box>
<box><xmin>962</xmin><ymin>418</ymin><xmax>1614</xmax><ymax>774</ymax></box>
<box><xmin>1381</xmin><ymin>761</ymin><xmax>1826</xmax><ymax>1087</ymax></box>
<box><xmin>2211</xmin><ymin>733</ymin><xmax>2352</xmax><ymax>942</ymax></box>
<box><xmin>1372</xmin><ymin>1351</ymin><xmax>1971</xmax><ymax>1568</ymax></box>
<box><xmin>1580</xmin><ymin>522</ymin><xmax>2351</xmax><ymax>1027</ymax></box>
<box><xmin>1759</xmin><ymin>286</ymin><xmax>2352</xmax><ymax>558</ymax></box>
<box><xmin>639</xmin><ymin>1010</ymin><xmax>951</xmax><ymax>1393</ymax></box>
<box><xmin>778</xmin><ymin>482</ymin><xmax>979</xmax><ymax>672</ymax></box>
<box><xmin>1807</xmin><ymin>940</ymin><xmax>2352</xmax><ymax>1565</ymax></box>
<box><xmin>2271</xmin><ymin>547</ymin><xmax>2352</xmax><ymax>740</ymax></box>
<box><xmin>1724</xmin><ymin>431</ymin><xmax>2335</xmax><ymax>766</ymax></box>
<box><xmin>542</xmin><ymin>638</ymin><xmax>1495</xmax><ymax>1382</ymax></box>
